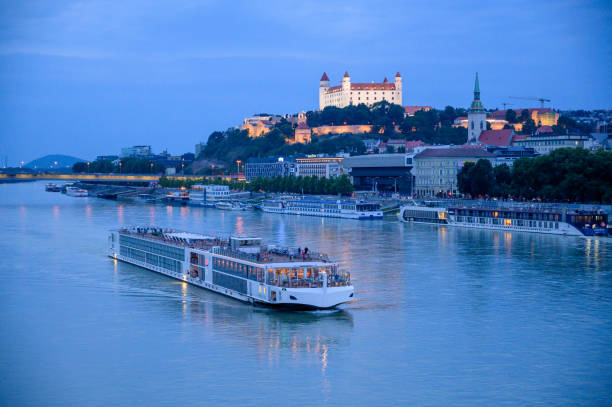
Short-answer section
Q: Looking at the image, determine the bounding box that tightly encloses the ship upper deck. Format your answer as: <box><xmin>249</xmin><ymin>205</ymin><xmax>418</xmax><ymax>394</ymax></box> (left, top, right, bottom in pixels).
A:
<box><xmin>117</xmin><ymin>227</ymin><xmax>332</xmax><ymax>265</ymax></box>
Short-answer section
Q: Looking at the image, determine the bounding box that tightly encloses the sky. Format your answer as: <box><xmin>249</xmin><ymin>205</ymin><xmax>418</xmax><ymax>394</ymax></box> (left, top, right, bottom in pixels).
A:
<box><xmin>0</xmin><ymin>0</ymin><xmax>611</xmax><ymax>165</ymax></box>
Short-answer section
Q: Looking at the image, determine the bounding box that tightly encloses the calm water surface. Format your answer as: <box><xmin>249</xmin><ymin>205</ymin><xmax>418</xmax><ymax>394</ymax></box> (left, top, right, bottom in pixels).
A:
<box><xmin>1</xmin><ymin>182</ymin><xmax>611</xmax><ymax>406</ymax></box>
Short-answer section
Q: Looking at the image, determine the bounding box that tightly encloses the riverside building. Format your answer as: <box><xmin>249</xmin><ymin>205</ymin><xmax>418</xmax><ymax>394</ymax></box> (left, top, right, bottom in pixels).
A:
<box><xmin>413</xmin><ymin>147</ymin><xmax>494</xmax><ymax>197</ymax></box>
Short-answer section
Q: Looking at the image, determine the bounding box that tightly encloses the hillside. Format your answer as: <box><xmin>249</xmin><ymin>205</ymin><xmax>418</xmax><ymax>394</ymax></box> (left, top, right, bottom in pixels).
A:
<box><xmin>24</xmin><ymin>154</ymin><xmax>86</xmax><ymax>169</ymax></box>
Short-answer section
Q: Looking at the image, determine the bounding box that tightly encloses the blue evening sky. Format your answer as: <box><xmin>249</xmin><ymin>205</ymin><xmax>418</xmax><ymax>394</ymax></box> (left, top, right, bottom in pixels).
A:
<box><xmin>0</xmin><ymin>0</ymin><xmax>611</xmax><ymax>165</ymax></box>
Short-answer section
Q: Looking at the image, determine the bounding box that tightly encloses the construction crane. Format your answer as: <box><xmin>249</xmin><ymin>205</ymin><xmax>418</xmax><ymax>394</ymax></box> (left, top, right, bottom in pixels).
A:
<box><xmin>501</xmin><ymin>102</ymin><xmax>514</xmax><ymax>110</ymax></box>
<box><xmin>509</xmin><ymin>96</ymin><xmax>551</xmax><ymax>108</ymax></box>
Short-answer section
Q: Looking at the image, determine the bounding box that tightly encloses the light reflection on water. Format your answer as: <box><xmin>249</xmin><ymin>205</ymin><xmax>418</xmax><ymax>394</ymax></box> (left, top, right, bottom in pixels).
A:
<box><xmin>0</xmin><ymin>182</ymin><xmax>611</xmax><ymax>406</ymax></box>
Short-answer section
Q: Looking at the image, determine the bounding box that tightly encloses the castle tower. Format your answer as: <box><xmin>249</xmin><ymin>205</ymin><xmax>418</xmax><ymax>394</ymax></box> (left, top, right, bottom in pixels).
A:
<box><xmin>467</xmin><ymin>72</ymin><xmax>486</xmax><ymax>143</ymax></box>
<box><xmin>394</xmin><ymin>72</ymin><xmax>402</xmax><ymax>105</ymax></box>
<box><xmin>319</xmin><ymin>72</ymin><xmax>330</xmax><ymax>110</ymax></box>
<box><xmin>342</xmin><ymin>71</ymin><xmax>351</xmax><ymax>106</ymax></box>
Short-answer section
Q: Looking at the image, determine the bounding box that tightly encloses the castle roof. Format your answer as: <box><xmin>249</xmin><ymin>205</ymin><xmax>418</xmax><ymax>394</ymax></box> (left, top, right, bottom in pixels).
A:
<box><xmin>325</xmin><ymin>83</ymin><xmax>397</xmax><ymax>93</ymax></box>
<box><xmin>344</xmin><ymin>71</ymin><xmax>350</xmax><ymax>78</ymax></box>
<box><xmin>320</xmin><ymin>72</ymin><xmax>329</xmax><ymax>81</ymax></box>
<box><xmin>296</xmin><ymin>122</ymin><xmax>310</xmax><ymax>130</ymax></box>
<box><xmin>395</xmin><ymin>72</ymin><xmax>401</xmax><ymax>78</ymax></box>
<box><xmin>350</xmin><ymin>83</ymin><xmax>396</xmax><ymax>90</ymax></box>
<box><xmin>383</xmin><ymin>77</ymin><xmax>388</xmax><ymax>83</ymax></box>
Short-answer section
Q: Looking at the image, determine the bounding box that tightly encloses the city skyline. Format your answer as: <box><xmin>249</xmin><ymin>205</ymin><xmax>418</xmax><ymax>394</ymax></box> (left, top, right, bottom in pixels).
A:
<box><xmin>1</xmin><ymin>0</ymin><xmax>611</xmax><ymax>165</ymax></box>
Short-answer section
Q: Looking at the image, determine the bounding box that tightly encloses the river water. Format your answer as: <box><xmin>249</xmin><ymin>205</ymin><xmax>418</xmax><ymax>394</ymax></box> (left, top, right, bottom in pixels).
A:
<box><xmin>1</xmin><ymin>182</ymin><xmax>611</xmax><ymax>406</ymax></box>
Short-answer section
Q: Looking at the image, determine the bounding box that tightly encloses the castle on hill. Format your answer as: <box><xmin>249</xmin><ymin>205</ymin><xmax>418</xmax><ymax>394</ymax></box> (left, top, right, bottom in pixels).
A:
<box><xmin>319</xmin><ymin>71</ymin><xmax>402</xmax><ymax>110</ymax></box>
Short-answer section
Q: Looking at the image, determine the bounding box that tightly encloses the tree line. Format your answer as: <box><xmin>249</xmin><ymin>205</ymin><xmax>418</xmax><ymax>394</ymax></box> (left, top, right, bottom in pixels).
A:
<box><xmin>72</xmin><ymin>158</ymin><xmax>165</xmax><ymax>174</ymax></box>
<box><xmin>457</xmin><ymin>148</ymin><xmax>612</xmax><ymax>203</ymax></box>
<box><xmin>248</xmin><ymin>174</ymin><xmax>354</xmax><ymax>195</ymax></box>
<box><xmin>158</xmin><ymin>174</ymin><xmax>355</xmax><ymax>196</ymax></box>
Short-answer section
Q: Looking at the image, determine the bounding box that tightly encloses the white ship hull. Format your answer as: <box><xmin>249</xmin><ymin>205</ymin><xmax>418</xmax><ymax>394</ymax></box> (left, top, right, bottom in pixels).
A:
<box><xmin>445</xmin><ymin>217</ymin><xmax>583</xmax><ymax>236</ymax></box>
<box><xmin>262</xmin><ymin>206</ymin><xmax>382</xmax><ymax>219</ymax></box>
<box><xmin>66</xmin><ymin>188</ymin><xmax>88</xmax><ymax>197</ymax></box>
<box><xmin>398</xmin><ymin>204</ymin><xmax>599</xmax><ymax>237</ymax></box>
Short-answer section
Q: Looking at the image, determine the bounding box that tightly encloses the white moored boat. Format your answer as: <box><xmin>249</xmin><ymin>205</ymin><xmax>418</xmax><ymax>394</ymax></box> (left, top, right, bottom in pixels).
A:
<box><xmin>215</xmin><ymin>201</ymin><xmax>246</xmax><ymax>211</ymax></box>
<box><xmin>398</xmin><ymin>202</ymin><xmax>609</xmax><ymax>237</ymax></box>
<box><xmin>108</xmin><ymin>227</ymin><xmax>354</xmax><ymax>309</ymax></box>
<box><xmin>65</xmin><ymin>186</ymin><xmax>88</xmax><ymax>197</ymax></box>
<box><xmin>262</xmin><ymin>198</ymin><xmax>383</xmax><ymax>220</ymax></box>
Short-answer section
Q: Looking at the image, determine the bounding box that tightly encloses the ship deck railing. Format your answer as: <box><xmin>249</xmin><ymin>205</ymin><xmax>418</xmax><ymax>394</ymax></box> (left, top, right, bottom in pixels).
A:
<box><xmin>212</xmin><ymin>246</ymin><xmax>331</xmax><ymax>264</ymax></box>
<box><xmin>118</xmin><ymin>228</ymin><xmax>332</xmax><ymax>264</ymax></box>
<box><xmin>422</xmin><ymin>199</ymin><xmax>609</xmax><ymax>214</ymax></box>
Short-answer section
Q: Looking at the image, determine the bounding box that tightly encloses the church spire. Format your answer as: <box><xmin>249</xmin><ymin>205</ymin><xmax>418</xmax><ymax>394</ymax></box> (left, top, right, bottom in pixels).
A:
<box><xmin>469</xmin><ymin>72</ymin><xmax>484</xmax><ymax>112</ymax></box>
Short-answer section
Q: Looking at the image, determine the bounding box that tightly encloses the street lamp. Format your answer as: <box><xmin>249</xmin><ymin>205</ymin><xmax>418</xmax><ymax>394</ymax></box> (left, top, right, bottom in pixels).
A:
<box><xmin>236</xmin><ymin>160</ymin><xmax>242</xmax><ymax>173</ymax></box>
<box><xmin>119</xmin><ymin>162</ymin><xmax>122</xmax><ymax>174</ymax></box>
<box><xmin>87</xmin><ymin>162</ymin><xmax>90</xmax><ymax>173</ymax></box>
<box><xmin>150</xmin><ymin>162</ymin><xmax>154</xmax><ymax>174</ymax></box>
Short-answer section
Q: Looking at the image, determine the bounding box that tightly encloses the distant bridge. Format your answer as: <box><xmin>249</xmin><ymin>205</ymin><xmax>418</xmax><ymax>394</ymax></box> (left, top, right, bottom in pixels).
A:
<box><xmin>0</xmin><ymin>173</ymin><xmax>239</xmax><ymax>185</ymax></box>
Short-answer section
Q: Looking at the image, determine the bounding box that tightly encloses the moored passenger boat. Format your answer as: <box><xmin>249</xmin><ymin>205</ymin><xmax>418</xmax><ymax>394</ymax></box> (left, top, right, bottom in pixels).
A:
<box><xmin>45</xmin><ymin>183</ymin><xmax>61</xmax><ymax>192</ymax></box>
<box><xmin>398</xmin><ymin>202</ymin><xmax>608</xmax><ymax>236</ymax></box>
<box><xmin>215</xmin><ymin>201</ymin><xmax>246</xmax><ymax>211</ymax></box>
<box><xmin>65</xmin><ymin>186</ymin><xmax>88</xmax><ymax>197</ymax></box>
<box><xmin>398</xmin><ymin>201</ymin><xmax>449</xmax><ymax>224</ymax></box>
<box><xmin>262</xmin><ymin>198</ymin><xmax>383</xmax><ymax>219</ymax></box>
<box><xmin>108</xmin><ymin>227</ymin><xmax>354</xmax><ymax>309</ymax></box>
<box><xmin>448</xmin><ymin>205</ymin><xmax>608</xmax><ymax>236</ymax></box>
<box><xmin>163</xmin><ymin>191</ymin><xmax>189</xmax><ymax>206</ymax></box>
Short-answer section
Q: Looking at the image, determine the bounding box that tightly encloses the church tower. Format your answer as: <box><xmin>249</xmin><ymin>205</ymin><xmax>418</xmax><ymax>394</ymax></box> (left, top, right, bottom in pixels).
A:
<box><xmin>319</xmin><ymin>72</ymin><xmax>330</xmax><ymax>110</ymax></box>
<box><xmin>467</xmin><ymin>72</ymin><xmax>486</xmax><ymax>143</ymax></box>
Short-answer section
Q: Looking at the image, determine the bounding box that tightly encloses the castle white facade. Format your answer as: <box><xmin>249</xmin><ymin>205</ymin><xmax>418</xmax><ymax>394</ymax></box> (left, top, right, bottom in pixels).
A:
<box><xmin>319</xmin><ymin>71</ymin><xmax>402</xmax><ymax>110</ymax></box>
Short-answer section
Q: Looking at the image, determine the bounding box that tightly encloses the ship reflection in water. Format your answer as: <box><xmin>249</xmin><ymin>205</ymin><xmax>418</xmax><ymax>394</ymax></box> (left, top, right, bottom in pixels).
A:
<box><xmin>114</xmin><ymin>260</ymin><xmax>353</xmax><ymax>372</ymax></box>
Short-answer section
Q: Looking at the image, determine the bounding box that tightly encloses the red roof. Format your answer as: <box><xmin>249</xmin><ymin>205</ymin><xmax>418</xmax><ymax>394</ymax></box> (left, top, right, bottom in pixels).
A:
<box><xmin>415</xmin><ymin>147</ymin><xmax>494</xmax><ymax>158</ymax></box>
<box><xmin>405</xmin><ymin>140</ymin><xmax>425</xmax><ymax>149</ymax></box>
<box><xmin>350</xmin><ymin>83</ymin><xmax>396</xmax><ymax>90</ymax></box>
<box><xmin>511</xmin><ymin>134</ymin><xmax>527</xmax><ymax>143</ymax></box>
<box><xmin>344</xmin><ymin>71</ymin><xmax>350</xmax><ymax>78</ymax></box>
<box><xmin>395</xmin><ymin>72</ymin><xmax>401</xmax><ymax>78</ymax></box>
<box><xmin>536</xmin><ymin>125</ymin><xmax>553</xmax><ymax>134</ymax></box>
<box><xmin>320</xmin><ymin>72</ymin><xmax>329</xmax><ymax>81</ymax></box>
<box><xmin>383</xmin><ymin>77</ymin><xmax>389</xmax><ymax>83</ymax></box>
<box><xmin>296</xmin><ymin>122</ymin><xmax>310</xmax><ymax>130</ymax></box>
<box><xmin>478</xmin><ymin>129</ymin><xmax>514</xmax><ymax>147</ymax></box>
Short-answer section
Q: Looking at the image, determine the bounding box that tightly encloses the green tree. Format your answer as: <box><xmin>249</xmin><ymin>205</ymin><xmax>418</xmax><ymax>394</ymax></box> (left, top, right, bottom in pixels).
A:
<box><xmin>457</xmin><ymin>161</ymin><xmax>475</xmax><ymax>196</ymax></box>
<box><xmin>505</xmin><ymin>109</ymin><xmax>517</xmax><ymax>123</ymax></box>
<box><xmin>522</xmin><ymin>118</ymin><xmax>537</xmax><ymax>135</ymax></box>
<box><xmin>493</xmin><ymin>163</ymin><xmax>511</xmax><ymax>196</ymax></box>
<box><xmin>469</xmin><ymin>159</ymin><xmax>495</xmax><ymax>197</ymax></box>
<box><xmin>72</xmin><ymin>162</ymin><xmax>87</xmax><ymax>173</ymax></box>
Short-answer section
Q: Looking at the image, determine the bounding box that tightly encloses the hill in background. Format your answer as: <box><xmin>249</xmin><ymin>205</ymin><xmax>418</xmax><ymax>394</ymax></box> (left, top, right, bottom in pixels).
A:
<box><xmin>24</xmin><ymin>154</ymin><xmax>86</xmax><ymax>169</ymax></box>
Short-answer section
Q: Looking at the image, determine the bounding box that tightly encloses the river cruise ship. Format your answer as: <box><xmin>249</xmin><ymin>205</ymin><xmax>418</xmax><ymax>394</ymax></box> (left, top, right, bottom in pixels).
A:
<box><xmin>262</xmin><ymin>199</ymin><xmax>383</xmax><ymax>220</ymax></box>
<box><xmin>398</xmin><ymin>203</ymin><xmax>608</xmax><ymax>237</ymax></box>
<box><xmin>398</xmin><ymin>201</ymin><xmax>449</xmax><ymax>224</ymax></box>
<box><xmin>108</xmin><ymin>227</ymin><xmax>354</xmax><ymax>309</ymax></box>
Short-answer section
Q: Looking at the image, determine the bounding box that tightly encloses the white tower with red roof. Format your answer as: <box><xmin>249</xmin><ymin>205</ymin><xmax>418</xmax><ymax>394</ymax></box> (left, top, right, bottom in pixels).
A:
<box><xmin>319</xmin><ymin>72</ymin><xmax>330</xmax><ymax>110</ymax></box>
